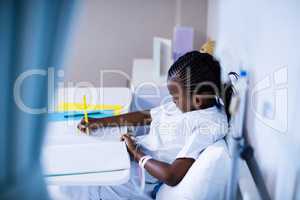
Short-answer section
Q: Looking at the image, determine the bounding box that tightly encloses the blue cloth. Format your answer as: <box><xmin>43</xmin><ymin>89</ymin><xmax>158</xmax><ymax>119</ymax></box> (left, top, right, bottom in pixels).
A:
<box><xmin>0</xmin><ymin>0</ymin><xmax>79</xmax><ymax>199</ymax></box>
<box><xmin>151</xmin><ymin>182</ymin><xmax>163</xmax><ymax>199</ymax></box>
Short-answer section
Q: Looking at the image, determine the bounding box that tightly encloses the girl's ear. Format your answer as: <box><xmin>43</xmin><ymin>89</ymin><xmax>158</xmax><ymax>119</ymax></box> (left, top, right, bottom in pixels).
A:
<box><xmin>192</xmin><ymin>95</ymin><xmax>203</xmax><ymax>109</ymax></box>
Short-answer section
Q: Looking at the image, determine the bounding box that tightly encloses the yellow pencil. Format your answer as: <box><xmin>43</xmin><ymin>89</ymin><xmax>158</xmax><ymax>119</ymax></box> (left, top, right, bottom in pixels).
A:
<box><xmin>83</xmin><ymin>95</ymin><xmax>90</xmax><ymax>135</ymax></box>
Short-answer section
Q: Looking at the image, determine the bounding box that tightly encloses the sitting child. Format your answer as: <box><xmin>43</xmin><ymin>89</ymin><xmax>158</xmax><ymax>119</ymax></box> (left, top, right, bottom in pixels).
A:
<box><xmin>74</xmin><ymin>51</ymin><xmax>228</xmax><ymax>200</ymax></box>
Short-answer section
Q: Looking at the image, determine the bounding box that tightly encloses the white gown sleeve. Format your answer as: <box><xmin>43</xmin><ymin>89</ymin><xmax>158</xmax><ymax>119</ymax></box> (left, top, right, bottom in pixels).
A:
<box><xmin>176</xmin><ymin>117</ymin><xmax>227</xmax><ymax>160</ymax></box>
<box><xmin>175</xmin><ymin>130</ymin><xmax>215</xmax><ymax>160</ymax></box>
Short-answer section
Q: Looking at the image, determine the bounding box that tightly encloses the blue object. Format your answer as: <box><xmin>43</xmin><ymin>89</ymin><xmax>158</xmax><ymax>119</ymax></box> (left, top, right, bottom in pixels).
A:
<box><xmin>151</xmin><ymin>182</ymin><xmax>164</xmax><ymax>199</ymax></box>
<box><xmin>48</xmin><ymin>110</ymin><xmax>114</xmax><ymax>121</ymax></box>
<box><xmin>0</xmin><ymin>1</ymin><xmax>79</xmax><ymax>199</ymax></box>
<box><xmin>240</xmin><ymin>70</ymin><xmax>248</xmax><ymax>77</ymax></box>
<box><xmin>172</xmin><ymin>26</ymin><xmax>194</xmax><ymax>61</ymax></box>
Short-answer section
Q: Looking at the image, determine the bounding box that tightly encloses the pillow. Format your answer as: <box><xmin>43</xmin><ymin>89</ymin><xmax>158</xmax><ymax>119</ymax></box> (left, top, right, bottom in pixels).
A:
<box><xmin>156</xmin><ymin>139</ymin><xmax>231</xmax><ymax>200</ymax></box>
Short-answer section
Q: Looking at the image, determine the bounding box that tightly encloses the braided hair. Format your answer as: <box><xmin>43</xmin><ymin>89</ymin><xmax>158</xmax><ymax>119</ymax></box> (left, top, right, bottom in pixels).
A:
<box><xmin>168</xmin><ymin>51</ymin><xmax>221</xmax><ymax>97</ymax></box>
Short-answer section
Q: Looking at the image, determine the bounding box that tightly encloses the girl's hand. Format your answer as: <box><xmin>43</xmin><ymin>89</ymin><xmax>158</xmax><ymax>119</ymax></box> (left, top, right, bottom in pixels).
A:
<box><xmin>121</xmin><ymin>134</ymin><xmax>137</xmax><ymax>156</ymax></box>
<box><xmin>77</xmin><ymin>118</ymin><xmax>101</xmax><ymax>133</ymax></box>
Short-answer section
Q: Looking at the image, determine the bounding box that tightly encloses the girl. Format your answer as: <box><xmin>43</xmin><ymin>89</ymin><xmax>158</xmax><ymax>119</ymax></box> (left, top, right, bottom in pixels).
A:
<box><xmin>75</xmin><ymin>51</ymin><xmax>228</xmax><ymax>200</ymax></box>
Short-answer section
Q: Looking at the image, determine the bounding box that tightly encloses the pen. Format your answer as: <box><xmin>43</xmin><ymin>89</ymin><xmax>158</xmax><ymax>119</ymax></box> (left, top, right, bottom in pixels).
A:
<box><xmin>83</xmin><ymin>95</ymin><xmax>90</xmax><ymax>135</ymax></box>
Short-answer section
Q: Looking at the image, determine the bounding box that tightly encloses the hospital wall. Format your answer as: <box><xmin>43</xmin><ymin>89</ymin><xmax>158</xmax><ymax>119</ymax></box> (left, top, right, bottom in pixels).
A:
<box><xmin>207</xmin><ymin>0</ymin><xmax>300</xmax><ymax>199</ymax></box>
<box><xmin>63</xmin><ymin>0</ymin><xmax>208</xmax><ymax>87</ymax></box>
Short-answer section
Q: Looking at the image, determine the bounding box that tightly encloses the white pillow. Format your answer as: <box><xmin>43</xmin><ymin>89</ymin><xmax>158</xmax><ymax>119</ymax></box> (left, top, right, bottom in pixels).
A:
<box><xmin>156</xmin><ymin>139</ymin><xmax>231</xmax><ymax>200</ymax></box>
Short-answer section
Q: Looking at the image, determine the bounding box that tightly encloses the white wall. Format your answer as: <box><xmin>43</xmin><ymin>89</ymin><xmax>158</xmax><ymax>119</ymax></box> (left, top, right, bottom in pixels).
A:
<box><xmin>63</xmin><ymin>0</ymin><xmax>208</xmax><ymax>87</ymax></box>
<box><xmin>207</xmin><ymin>0</ymin><xmax>300</xmax><ymax>199</ymax></box>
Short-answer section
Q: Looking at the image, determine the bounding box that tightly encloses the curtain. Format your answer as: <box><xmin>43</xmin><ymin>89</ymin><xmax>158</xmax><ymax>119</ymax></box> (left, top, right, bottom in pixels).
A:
<box><xmin>0</xmin><ymin>0</ymin><xmax>78</xmax><ymax>199</ymax></box>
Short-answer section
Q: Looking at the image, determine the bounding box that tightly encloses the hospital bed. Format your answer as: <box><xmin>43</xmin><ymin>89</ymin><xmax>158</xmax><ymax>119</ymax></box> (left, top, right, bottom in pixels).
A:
<box><xmin>130</xmin><ymin>72</ymin><xmax>270</xmax><ymax>200</ymax></box>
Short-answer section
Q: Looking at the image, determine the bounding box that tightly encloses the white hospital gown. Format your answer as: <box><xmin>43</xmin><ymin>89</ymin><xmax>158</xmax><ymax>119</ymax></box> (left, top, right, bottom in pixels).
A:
<box><xmin>58</xmin><ymin>102</ymin><xmax>228</xmax><ymax>200</ymax></box>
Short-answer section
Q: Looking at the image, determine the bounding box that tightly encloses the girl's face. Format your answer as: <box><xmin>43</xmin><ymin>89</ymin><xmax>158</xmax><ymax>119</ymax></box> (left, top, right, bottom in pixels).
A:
<box><xmin>167</xmin><ymin>79</ymin><xmax>195</xmax><ymax>113</ymax></box>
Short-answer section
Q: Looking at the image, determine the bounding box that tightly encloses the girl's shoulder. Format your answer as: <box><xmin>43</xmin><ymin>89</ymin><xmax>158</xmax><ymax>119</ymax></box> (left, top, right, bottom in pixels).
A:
<box><xmin>181</xmin><ymin>106</ymin><xmax>228</xmax><ymax>134</ymax></box>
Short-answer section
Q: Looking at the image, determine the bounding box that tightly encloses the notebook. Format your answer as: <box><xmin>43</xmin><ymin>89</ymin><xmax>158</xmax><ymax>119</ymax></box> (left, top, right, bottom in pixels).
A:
<box><xmin>43</xmin><ymin>142</ymin><xmax>130</xmax><ymax>176</ymax></box>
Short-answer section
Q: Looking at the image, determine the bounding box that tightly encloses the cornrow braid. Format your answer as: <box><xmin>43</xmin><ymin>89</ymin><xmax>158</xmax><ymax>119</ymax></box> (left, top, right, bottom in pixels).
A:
<box><xmin>168</xmin><ymin>51</ymin><xmax>221</xmax><ymax>97</ymax></box>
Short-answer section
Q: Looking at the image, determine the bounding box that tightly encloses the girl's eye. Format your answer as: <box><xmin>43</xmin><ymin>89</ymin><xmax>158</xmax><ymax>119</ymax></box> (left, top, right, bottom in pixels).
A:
<box><xmin>172</xmin><ymin>97</ymin><xmax>180</xmax><ymax>105</ymax></box>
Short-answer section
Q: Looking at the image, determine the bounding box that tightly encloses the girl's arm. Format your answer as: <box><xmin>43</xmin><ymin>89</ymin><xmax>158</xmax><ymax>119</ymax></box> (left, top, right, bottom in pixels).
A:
<box><xmin>136</xmin><ymin>151</ymin><xmax>194</xmax><ymax>186</ymax></box>
<box><xmin>78</xmin><ymin>110</ymin><xmax>151</xmax><ymax>133</ymax></box>
<box><xmin>122</xmin><ymin>134</ymin><xmax>194</xmax><ymax>186</ymax></box>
